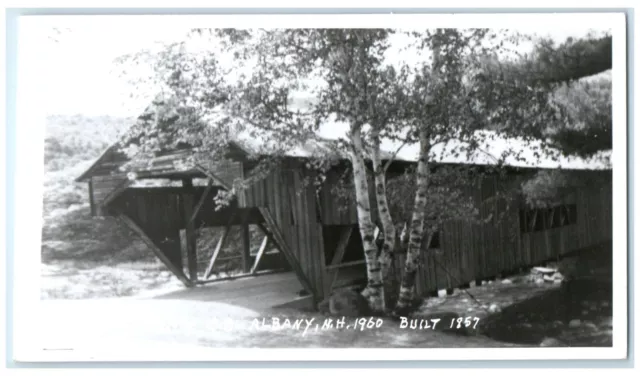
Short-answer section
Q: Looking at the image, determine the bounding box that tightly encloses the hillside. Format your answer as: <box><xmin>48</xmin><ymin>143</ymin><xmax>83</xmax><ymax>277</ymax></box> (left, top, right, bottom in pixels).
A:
<box><xmin>41</xmin><ymin>114</ymin><xmax>148</xmax><ymax>264</ymax></box>
<box><xmin>41</xmin><ymin>114</ymin><xmax>171</xmax><ymax>299</ymax></box>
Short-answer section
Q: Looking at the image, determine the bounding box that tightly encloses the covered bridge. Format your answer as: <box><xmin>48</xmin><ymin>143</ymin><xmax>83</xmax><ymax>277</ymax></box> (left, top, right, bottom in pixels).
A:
<box><xmin>76</xmin><ymin>125</ymin><xmax>612</xmax><ymax>309</ymax></box>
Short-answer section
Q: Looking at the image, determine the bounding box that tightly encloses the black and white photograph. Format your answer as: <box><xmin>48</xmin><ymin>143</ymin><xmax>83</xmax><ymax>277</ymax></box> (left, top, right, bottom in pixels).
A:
<box><xmin>11</xmin><ymin>12</ymin><xmax>627</xmax><ymax>362</ymax></box>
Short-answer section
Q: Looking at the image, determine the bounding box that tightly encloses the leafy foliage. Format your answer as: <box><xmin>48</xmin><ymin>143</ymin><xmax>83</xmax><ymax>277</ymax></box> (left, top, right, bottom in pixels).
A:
<box><xmin>525</xmin><ymin>35</ymin><xmax>611</xmax><ymax>85</ymax></box>
<box><xmin>548</xmin><ymin>72</ymin><xmax>611</xmax><ymax>157</ymax></box>
<box><xmin>474</xmin><ymin>34</ymin><xmax>613</xmax><ymax>211</ymax></box>
<box><xmin>482</xmin><ymin>34</ymin><xmax>612</xmax><ymax>158</ymax></box>
<box><xmin>387</xmin><ymin>166</ymin><xmax>479</xmax><ymax>236</ymax></box>
<box><xmin>112</xmin><ymin>28</ymin><xmax>611</xmax><ymax>313</ymax></box>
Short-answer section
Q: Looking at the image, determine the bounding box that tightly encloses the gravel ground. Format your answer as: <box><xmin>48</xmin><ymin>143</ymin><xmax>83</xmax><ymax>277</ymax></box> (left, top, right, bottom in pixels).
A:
<box><xmin>38</xmin><ymin>246</ymin><xmax>613</xmax><ymax>352</ymax></box>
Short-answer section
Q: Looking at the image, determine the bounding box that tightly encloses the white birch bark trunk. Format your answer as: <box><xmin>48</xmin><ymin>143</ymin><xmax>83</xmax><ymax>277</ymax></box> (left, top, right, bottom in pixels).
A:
<box><xmin>349</xmin><ymin>127</ymin><xmax>385</xmax><ymax>313</ymax></box>
<box><xmin>395</xmin><ymin>128</ymin><xmax>430</xmax><ymax>312</ymax></box>
<box><xmin>370</xmin><ymin>132</ymin><xmax>398</xmax><ymax>308</ymax></box>
<box><xmin>370</xmin><ymin>132</ymin><xmax>396</xmax><ymax>277</ymax></box>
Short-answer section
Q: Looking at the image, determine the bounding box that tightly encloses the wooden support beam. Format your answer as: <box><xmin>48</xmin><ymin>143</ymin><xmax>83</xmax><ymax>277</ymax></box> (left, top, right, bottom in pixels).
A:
<box><xmin>324</xmin><ymin>226</ymin><xmax>353</xmax><ymax>296</ymax></box>
<box><xmin>250</xmin><ymin>235</ymin><xmax>270</xmax><ymax>274</ymax></box>
<box><xmin>101</xmin><ymin>177</ymin><xmax>131</xmax><ymax>209</ymax></box>
<box><xmin>256</xmin><ymin>223</ymin><xmax>288</xmax><ymax>262</ymax></box>
<box><xmin>195</xmin><ymin>164</ymin><xmax>232</xmax><ymax>191</ymax></box>
<box><xmin>117</xmin><ymin>214</ymin><xmax>193</xmax><ymax>287</ymax></box>
<box><xmin>203</xmin><ymin>210</ymin><xmax>240</xmax><ymax>280</ymax></box>
<box><xmin>242</xmin><ymin>222</ymin><xmax>252</xmax><ymax>273</ymax></box>
<box><xmin>325</xmin><ymin>259</ymin><xmax>366</xmax><ymax>270</ymax></box>
<box><xmin>182</xmin><ymin>179</ymin><xmax>198</xmax><ymax>283</ymax></box>
<box><xmin>204</xmin><ymin>225</ymin><xmax>232</xmax><ymax>280</ymax></box>
<box><xmin>258</xmin><ymin>207</ymin><xmax>317</xmax><ymax>300</ymax></box>
<box><xmin>255</xmin><ymin>221</ymin><xmax>288</xmax><ymax>264</ymax></box>
<box><xmin>188</xmin><ymin>178</ymin><xmax>214</xmax><ymax>225</ymax></box>
<box><xmin>256</xmin><ymin>222</ymin><xmax>277</xmax><ymax>244</ymax></box>
<box><xmin>88</xmin><ymin>180</ymin><xmax>96</xmax><ymax>216</ymax></box>
<box><xmin>196</xmin><ymin>268</ymin><xmax>286</xmax><ymax>285</ymax></box>
<box><xmin>256</xmin><ymin>222</ymin><xmax>288</xmax><ymax>268</ymax></box>
<box><xmin>214</xmin><ymin>255</ymin><xmax>243</xmax><ymax>262</ymax></box>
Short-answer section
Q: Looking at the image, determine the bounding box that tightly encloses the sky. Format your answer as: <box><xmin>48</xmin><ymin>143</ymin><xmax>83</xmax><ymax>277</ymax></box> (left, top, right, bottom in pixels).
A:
<box><xmin>18</xmin><ymin>15</ymin><xmax>610</xmax><ymax>118</ymax></box>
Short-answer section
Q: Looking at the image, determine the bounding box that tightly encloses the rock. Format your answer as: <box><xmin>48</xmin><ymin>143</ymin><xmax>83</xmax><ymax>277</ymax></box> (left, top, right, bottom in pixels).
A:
<box><xmin>501</xmin><ymin>279</ymin><xmax>513</xmax><ymax>284</ymax></box>
<box><xmin>583</xmin><ymin>321</ymin><xmax>598</xmax><ymax>331</ymax></box>
<box><xmin>540</xmin><ymin>337</ymin><xmax>564</xmax><ymax>347</ymax></box>
<box><xmin>318</xmin><ymin>289</ymin><xmax>371</xmax><ymax>317</ymax></box>
<box><xmin>437</xmin><ymin>289</ymin><xmax>447</xmax><ymax>297</ymax></box>
<box><xmin>533</xmin><ymin>266</ymin><xmax>557</xmax><ymax>274</ymax></box>
<box><xmin>488</xmin><ymin>304</ymin><xmax>501</xmax><ymax>313</ymax></box>
<box><xmin>568</xmin><ymin>319</ymin><xmax>581</xmax><ymax>328</ymax></box>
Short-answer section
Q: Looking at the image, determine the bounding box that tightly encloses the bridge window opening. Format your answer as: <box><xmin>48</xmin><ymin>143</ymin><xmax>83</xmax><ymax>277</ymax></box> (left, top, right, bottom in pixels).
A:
<box><xmin>520</xmin><ymin>204</ymin><xmax>578</xmax><ymax>233</ymax></box>
<box><xmin>428</xmin><ymin>231</ymin><xmax>440</xmax><ymax>249</ymax></box>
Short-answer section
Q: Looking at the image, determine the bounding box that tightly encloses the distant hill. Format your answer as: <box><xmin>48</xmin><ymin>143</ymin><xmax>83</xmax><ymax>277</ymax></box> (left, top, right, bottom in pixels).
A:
<box><xmin>44</xmin><ymin>114</ymin><xmax>133</xmax><ymax>173</ymax></box>
<box><xmin>41</xmin><ymin>114</ymin><xmax>150</xmax><ymax>265</ymax></box>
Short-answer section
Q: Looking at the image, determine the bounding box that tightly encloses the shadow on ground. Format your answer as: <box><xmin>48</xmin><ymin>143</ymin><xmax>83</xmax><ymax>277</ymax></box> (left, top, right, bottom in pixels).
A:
<box><xmin>480</xmin><ymin>246</ymin><xmax>613</xmax><ymax>347</ymax></box>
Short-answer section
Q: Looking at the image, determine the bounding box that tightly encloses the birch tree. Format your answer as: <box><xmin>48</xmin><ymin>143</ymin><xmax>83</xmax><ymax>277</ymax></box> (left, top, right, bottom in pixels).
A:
<box><xmin>114</xmin><ymin>28</ymin><xmax>592</xmax><ymax>315</ymax></box>
<box><xmin>275</xmin><ymin>30</ymin><xmax>395</xmax><ymax>312</ymax></box>
<box><xmin>391</xmin><ymin>28</ymin><xmax>568</xmax><ymax>313</ymax></box>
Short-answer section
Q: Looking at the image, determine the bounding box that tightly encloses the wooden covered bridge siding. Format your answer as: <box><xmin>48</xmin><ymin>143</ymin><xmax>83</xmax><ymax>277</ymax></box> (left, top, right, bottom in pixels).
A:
<box><xmin>240</xmin><ymin>165</ymin><xmax>327</xmax><ymax>301</ymax></box>
<box><xmin>85</xmin><ymin>152</ymin><xmax>612</xmax><ymax>304</ymax></box>
<box><xmin>317</xmin><ymin>168</ymin><xmax>613</xmax><ymax>297</ymax></box>
<box><xmin>397</xmin><ymin>176</ymin><xmax>612</xmax><ymax>296</ymax></box>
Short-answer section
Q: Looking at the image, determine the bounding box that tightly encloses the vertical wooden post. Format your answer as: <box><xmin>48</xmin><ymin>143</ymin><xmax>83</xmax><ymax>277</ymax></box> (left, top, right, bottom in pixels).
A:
<box><xmin>182</xmin><ymin>178</ymin><xmax>198</xmax><ymax>283</ymax></box>
<box><xmin>88</xmin><ymin>180</ymin><xmax>96</xmax><ymax>216</ymax></box>
<box><xmin>242</xmin><ymin>222</ymin><xmax>251</xmax><ymax>273</ymax></box>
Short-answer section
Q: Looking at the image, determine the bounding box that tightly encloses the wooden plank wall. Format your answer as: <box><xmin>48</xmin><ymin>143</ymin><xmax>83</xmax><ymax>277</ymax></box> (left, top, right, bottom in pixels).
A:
<box><xmin>317</xmin><ymin>168</ymin><xmax>380</xmax><ymax>226</ymax></box>
<box><xmin>90</xmin><ymin>175</ymin><xmax>130</xmax><ymax>216</ymax></box>
<box><xmin>360</xmin><ymin>173</ymin><xmax>612</xmax><ymax>297</ymax></box>
<box><xmin>243</xmin><ymin>166</ymin><xmax>326</xmax><ymax>299</ymax></box>
<box><xmin>111</xmin><ymin>187</ymin><xmax>261</xmax><ymax>231</ymax></box>
<box><xmin>394</xmin><ymin>180</ymin><xmax>612</xmax><ymax>296</ymax></box>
